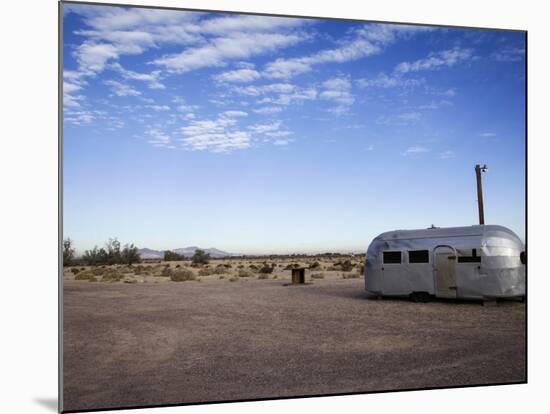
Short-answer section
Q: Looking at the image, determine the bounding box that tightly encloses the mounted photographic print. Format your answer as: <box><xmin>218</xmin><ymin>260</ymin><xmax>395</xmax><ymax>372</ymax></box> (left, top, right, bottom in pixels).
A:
<box><xmin>60</xmin><ymin>1</ymin><xmax>526</xmax><ymax>412</ymax></box>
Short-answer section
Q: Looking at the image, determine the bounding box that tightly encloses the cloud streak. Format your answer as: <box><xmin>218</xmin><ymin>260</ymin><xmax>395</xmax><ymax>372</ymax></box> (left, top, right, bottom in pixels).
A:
<box><xmin>394</xmin><ymin>47</ymin><xmax>473</xmax><ymax>74</ymax></box>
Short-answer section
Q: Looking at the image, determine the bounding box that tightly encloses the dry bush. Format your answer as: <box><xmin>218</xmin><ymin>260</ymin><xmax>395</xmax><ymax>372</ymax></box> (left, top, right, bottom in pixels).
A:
<box><xmin>228</xmin><ymin>276</ymin><xmax>239</xmax><ymax>282</ymax></box>
<box><xmin>327</xmin><ymin>260</ymin><xmax>354</xmax><ymax>272</ymax></box>
<box><xmin>198</xmin><ymin>267</ymin><xmax>229</xmax><ymax>276</ymax></box>
<box><xmin>71</xmin><ymin>267</ymin><xmax>81</xmax><ymax>275</ymax></box>
<box><xmin>311</xmin><ymin>273</ymin><xmax>325</xmax><ymax>279</ymax></box>
<box><xmin>257</xmin><ymin>273</ymin><xmax>269</xmax><ymax>280</ymax></box>
<box><xmin>160</xmin><ymin>267</ymin><xmax>173</xmax><ymax>277</ymax></box>
<box><xmin>259</xmin><ymin>263</ymin><xmax>274</xmax><ymax>274</ymax></box>
<box><xmin>170</xmin><ymin>269</ymin><xmax>197</xmax><ymax>282</ymax></box>
<box><xmin>342</xmin><ymin>272</ymin><xmax>360</xmax><ymax>279</ymax></box>
<box><xmin>284</xmin><ymin>263</ymin><xmax>300</xmax><ymax>270</ymax></box>
<box><xmin>309</xmin><ymin>261</ymin><xmax>321</xmax><ymax>270</ymax></box>
<box><xmin>92</xmin><ymin>267</ymin><xmax>106</xmax><ymax>276</ymax></box>
<box><xmin>102</xmin><ymin>269</ymin><xmax>123</xmax><ymax>282</ymax></box>
<box><xmin>341</xmin><ymin>260</ymin><xmax>354</xmax><ymax>272</ymax></box>
<box><xmin>219</xmin><ymin>275</ymin><xmax>226</xmax><ymax>280</ymax></box>
<box><xmin>238</xmin><ymin>269</ymin><xmax>253</xmax><ymax>278</ymax></box>
<box><xmin>75</xmin><ymin>270</ymin><xmax>95</xmax><ymax>281</ymax></box>
<box><xmin>124</xmin><ymin>277</ymin><xmax>138</xmax><ymax>284</ymax></box>
<box><xmin>249</xmin><ymin>264</ymin><xmax>259</xmax><ymax>271</ymax></box>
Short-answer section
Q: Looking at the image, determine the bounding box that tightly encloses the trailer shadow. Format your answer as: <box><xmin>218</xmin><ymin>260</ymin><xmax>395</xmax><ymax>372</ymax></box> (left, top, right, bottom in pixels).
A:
<box><xmin>298</xmin><ymin>283</ymin><xmax>523</xmax><ymax>307</ymax></box>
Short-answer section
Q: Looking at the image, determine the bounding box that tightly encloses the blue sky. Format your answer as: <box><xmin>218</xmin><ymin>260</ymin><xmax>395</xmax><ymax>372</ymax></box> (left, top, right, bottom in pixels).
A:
<box><xmin>63</xmin><ymin>3</ymin><xmax>525</xmax><ymax>254</ymax></box>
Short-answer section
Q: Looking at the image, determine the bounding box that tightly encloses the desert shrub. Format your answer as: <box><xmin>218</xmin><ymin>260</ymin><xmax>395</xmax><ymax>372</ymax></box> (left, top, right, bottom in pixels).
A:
<box><xmin>237</xmin><ymin>264</ymin><xmax>244</xmax><ymax>269</ymax></box>
<box><xmin>228</xmin><ymin>276</ymin><xmax>239</xmax><ymax>282</ymax></box>
<box><xmin>311</xmin><ymin>273</ymin><xmax>325</xmax><ymax>279</ymax></box>
<box><xmin>309</xmin><ymin>261</ymin><xmax>321</xmax><ymax>269</ymax></box>
<box><xmin>341</xmin><ymin>260</ymin><xmax>354</xmax><ymax>272</ymax></box>
<box><xmin>175</xmin><ymin>264</ymin><xmax>181</xmax><ymax>268</ymax></box>
<box><xmin>92</xmin><ymin>267</ymin><xmax>106</xmax><ymax>276</ymax></box>
<box><xmin>71</xmin><ymin>267</ymin><xmax>81</xmax><ymax>275</ymax></box>
<box><xmin>238</xmin><ymin>269</ymin><xmax>253</xmax><ymax>278</ymax></box>
<box><xmin>358</xmin><ymin>264</ymin><xmax>365</xmax><ymax>275</ymax></box>
<box><xmin>197</xmin><ymin>267</ymin><xmax>229</xmax><ymax>276</ymax></box>
<box><xmin>75</xmin><ymin>270</ymin><xmax>95</xmax><ymax>280</ymax></box>
<box><xmin>123</xmin><ymin>277</ymin><xmax>138</xmax><ymax>284</ymax></box>
<box><xmin>102</xmin><ymin>269</ymin><xmax>123</xmax><ymax>282</ymax></box>
<box><xmin>249</xmin><ymin>264</ymin><xmax>259</xmax><ymax>271</ymax></box>
<box><xmin>258</xmin><ymin>274</ymin><xmax>269</xmax><ymax>280</ymax></box>
<box><xmin>273</xmin><ymin>275</ymin><xmax>278</xmax><ymax>279</ymax></box>
<box><xmin>160</xmin><ymin>267</ymin><xmax>173</xmax><ymax>277</ymax></box>
<box><xmin>170</xmin><ymin>269</ymin><xmax>197</xmax><ymax>282</ymax></box>
<box><xmin>342</xmin><ymin>272</ymin><xmax>360</xmax><ymax>279</ymax></box>
<box><xmin>219</xmin><ymin>275</ymin><xmax>225</xmax><ymax>280</ymax></box>
<box><xmin>284</xmin><ymin>263</ymin><xmax>300</xmax><ymax>270</ymax></box>
<box><xmin>259</xmin><ymin>263</ymin><xmax>275</xmax><ymax>274</ymax></box>
<box><xmin>88</xmin><ymin>276</ymin><xmax>98</xmax><ymax>282</ymax></box>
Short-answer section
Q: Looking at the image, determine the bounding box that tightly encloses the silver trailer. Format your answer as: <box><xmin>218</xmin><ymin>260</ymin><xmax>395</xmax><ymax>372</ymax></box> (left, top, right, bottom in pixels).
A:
<box><xmin>364</xmin><ymin>225</ymin><xmax>525</xmax><ymax>301</ymax></box>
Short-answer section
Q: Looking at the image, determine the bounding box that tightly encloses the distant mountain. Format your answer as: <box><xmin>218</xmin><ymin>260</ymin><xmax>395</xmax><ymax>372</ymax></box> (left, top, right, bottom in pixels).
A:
<box><xmin>138</xmin><ymin>247</ymin><xmax>233</xmax><ymax>259</ymax></box>
<box><xmin>138</xmin><ymin>248</ymin><xmax>164</xmax><ymax>259</ymax></box>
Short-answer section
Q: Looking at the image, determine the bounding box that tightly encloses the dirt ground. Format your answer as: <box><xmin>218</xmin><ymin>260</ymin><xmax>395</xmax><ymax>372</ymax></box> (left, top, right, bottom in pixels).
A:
<box><xmin>62</xmin><ymin>276</ymin><xmax>526</xmax><ymax>412</ymax></box>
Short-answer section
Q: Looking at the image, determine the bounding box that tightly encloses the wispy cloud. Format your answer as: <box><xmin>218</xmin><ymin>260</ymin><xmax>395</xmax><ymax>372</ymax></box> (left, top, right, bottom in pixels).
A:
<box><xmin>154</xmin><ymin>32</ymin><xmax>306</xmax><ymax>73</ymax></box>
<box><xmin>145</xmin><ymin>128</ymin><xmax>175</xmax><ymax>148</ymax></box>
<box><xmin>492</xmin><ymin>47</ymin><xmax>524</xmax><ymax>62</ymax></box>
<box><xmin>111</xmin><ymin>63</ymin><xmax>165</xmax><ymax>89</ymax></box>
<box><xmin>479</xmin><ymin>132</ymin><xmax>497</xmax><ymax>137</ymax></box>
<box><xmin>394</xmin><ymin>47</ymin><xmax>473</xmax><ymax>74</ymax></box>
<box><xmin>214</xmin><ymin>68</ymin><xmax>261</xmax><ymax>83</ymax></box>
<box><xmin>439</xmin><ymin>150</ymin><xmax>455</xmax><ymax>159</ymax></box>
<box><xmin>357</xmin><ymin>72</ymin><xmax>422</xmax><ymax>89</ymax></box>
<box><xmin>262</xmin><ymin>23</ymin><xmax>433</xmax><ymax>79</ymax></box>
<box><xmin>263</xmin><ymin>34</ymin><xmax>379</xmax><ymax>79</ymax></box>
<box><xmin>104</xmin><ymin>79</ymin><xmax>141</xmax><ymax>96</ymax></box>
<box><xmin>222</xmin><ymin>110</ymin><xmax>248</xmax><ymax>118</ymax></box>
<box><xmin>253</xmin><ymin>106</ymin><xmax>283</xmax><ymax>115</ymax></box>
<box><xmin>248</xmin><ymin>121</ymin><xmax>282</xmax><ymax>134</ymax></box>
<box><xmin>320</xmin><ymin>76</ymin><xmax>354</xmax><ymax>113</ymax></box>
<box><xmin>180</xmin><ymin>116</ymin><xmax>251</xmax><ymax>152</ymax></box>
<box><xmin>403</xmin><ymin>145</ymin><xmax>430</xmax><ymax>155</ymax></box>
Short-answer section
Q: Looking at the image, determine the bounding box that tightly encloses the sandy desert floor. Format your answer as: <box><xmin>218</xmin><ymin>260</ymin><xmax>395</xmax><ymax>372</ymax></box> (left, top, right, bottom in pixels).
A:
<box><xmin>62</xmin><ymin>268</ymin><xmax>526</xmax><ymax>412</ymax></box>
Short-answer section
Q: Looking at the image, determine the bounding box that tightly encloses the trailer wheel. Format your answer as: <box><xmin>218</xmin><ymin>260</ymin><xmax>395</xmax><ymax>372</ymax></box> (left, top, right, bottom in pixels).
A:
<box><xmin>410</xmin><ymin>292</ymin><xmax>431</xmax><ymax>303</ymax></box>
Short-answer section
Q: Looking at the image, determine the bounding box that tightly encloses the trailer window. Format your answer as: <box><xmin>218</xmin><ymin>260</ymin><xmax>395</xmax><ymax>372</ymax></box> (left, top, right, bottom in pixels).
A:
<box><xmin>408</xmin><ymin>250</ymin><xmax>429</xmax><ymax>263</ymax></box>
<box><xmin>383</xmin><ymin>251</ymin><xmax>401</xmax><ymax>264</ymax></box>
<box><xmin>457</xmin><ymin>248</ymin><xmax>481</xmax><ymax>263</ymax></box>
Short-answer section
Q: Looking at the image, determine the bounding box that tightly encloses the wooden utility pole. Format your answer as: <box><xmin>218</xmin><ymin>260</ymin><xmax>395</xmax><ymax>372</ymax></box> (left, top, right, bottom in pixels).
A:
<box><xmin>475</xmin><ymin>164</ymin><xmax>487</xmax><ymax>225</ymax></box>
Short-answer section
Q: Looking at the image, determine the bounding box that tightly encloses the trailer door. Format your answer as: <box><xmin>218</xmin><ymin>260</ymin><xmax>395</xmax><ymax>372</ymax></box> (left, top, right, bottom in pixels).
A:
<box><xmin>433</xmin><ymin>246</ymin><xmax>457</xmax><ymax>298</ymax></box>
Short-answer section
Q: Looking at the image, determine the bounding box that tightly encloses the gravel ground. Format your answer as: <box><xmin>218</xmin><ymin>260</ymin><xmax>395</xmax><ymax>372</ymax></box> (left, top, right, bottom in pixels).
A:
<box><xmin>62</xmin><ymin>278</ymin><xmax>526</xmax><ymax>412</ymax></box>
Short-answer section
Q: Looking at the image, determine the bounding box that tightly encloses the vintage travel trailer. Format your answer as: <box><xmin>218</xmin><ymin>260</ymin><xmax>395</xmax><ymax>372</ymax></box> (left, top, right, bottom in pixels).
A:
<box><xmin>364</xmin><ymin>225</ymin><xmax>525</xmax><ymax>301</ymax></box>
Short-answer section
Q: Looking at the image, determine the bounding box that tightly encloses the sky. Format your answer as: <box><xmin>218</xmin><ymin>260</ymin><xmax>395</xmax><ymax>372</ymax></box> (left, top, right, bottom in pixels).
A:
<box><xmin>62</xmin><ymin>3</ymin><xmax>526</xmax><ymax>255</ymax></box>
